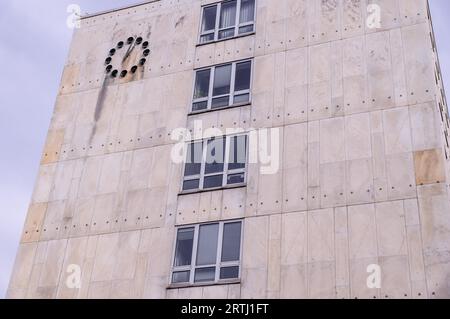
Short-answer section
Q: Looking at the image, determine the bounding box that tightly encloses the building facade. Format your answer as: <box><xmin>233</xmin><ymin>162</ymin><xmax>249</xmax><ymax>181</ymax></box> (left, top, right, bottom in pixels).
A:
<box><xmin>7</xmin><ymin>0</ymin><xmax>450</xmax><ymax>299</ymax></box>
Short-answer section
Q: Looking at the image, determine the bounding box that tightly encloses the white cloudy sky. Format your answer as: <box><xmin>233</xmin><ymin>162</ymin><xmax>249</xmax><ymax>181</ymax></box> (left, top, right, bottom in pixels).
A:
<box><xmin>0</xmin><ymin>0</ymin><xmax>449</xmax><ymax>298</ymax></box>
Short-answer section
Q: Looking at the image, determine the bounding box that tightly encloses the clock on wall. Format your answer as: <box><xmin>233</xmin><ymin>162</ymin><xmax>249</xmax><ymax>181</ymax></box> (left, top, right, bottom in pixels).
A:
<box><xmin>104</xmin><ymin>36</ymin><xmax>150</xmax><ymax>79</ymax></box>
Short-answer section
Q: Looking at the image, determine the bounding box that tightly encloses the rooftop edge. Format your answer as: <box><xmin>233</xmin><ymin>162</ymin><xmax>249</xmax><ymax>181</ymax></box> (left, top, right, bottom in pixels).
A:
<box><xmin>81</xmin><ymin>0</ymin><xmax>161</xmax><ymax>20</ymax></box>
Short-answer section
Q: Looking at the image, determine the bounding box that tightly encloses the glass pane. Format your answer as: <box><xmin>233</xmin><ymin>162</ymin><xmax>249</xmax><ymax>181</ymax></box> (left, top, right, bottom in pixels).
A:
<box><xmin>227</xmin><ymin>173</ymin><xmax>245</xmax><ymax>185</ymax></box>
<box><xmin>202</xmin><ymin>6</ymin><xmax>217</xmax><ymax>32</ymax></box>
<box><xmin>219</xmin><ymin>28</ymin><xmax>235</xmax><ymax>40</ymax></box>
<box><xmin>239</xmin><ymin>25</ymin><xmax>254</xmax><ymax>34</ymax></box>
<box><xmin>234</xmin><ymin>93</ymin><xmax>250</xmax><ymax>104</ymax></box>
<box><xmin>213</xmin><ymin>64</ymin><xmax>232</xmax><ymax>96</ymax></box>
<box><xmin>240</xmin><ymin>0</ymin><xmax>255</xmax><ymax>23</ymax></box>
<box><xmin>183</xmin><ymin>179</ymin><xmax>200</xmax><ymax>191</ymax></box>
<box><xmin>194</xmin><ymin>267</ymin><xmax>216</xmax><ymax>283</ymax></box>
<box><xmin>192</xmin><ymin>101</ymin><xmax>208</xmax><ymax>112</ymax></box>
<box><xmin>235</xmin><ymin>61</ymin><xmax>251</xmax><ymax>91</ymax></box>
<box><xmin>228</xmin><ymin>135</ymin><xmax>247</xmax><ymax>170</ymax></box>
<box><xmin>220</xmin><ymin>266</ymin><xmax>240</xmax><ymax>280</ymax></box>
<box><xmin>196</xmin><ymin>224</ymin><xmax>219</xmax><ymax>265</ymax></box>
<box><xmin>184</xmin><ymin>142</ymin><xmax>203</xmax><ymax>176</ymax></box>
<box><xmin>172</xmin><ymin>271</ymin><xmax>190</xmax><ymax>283</ymax></box>
<box><xmin>221</xmin><ymin>222</ymin><xmax>242</xmax><ymax>262</ymax></box>
<box><xmin>194</xmin><ymin>69</ymin><xmax>211</xmax><ymax>99</ymax></box>
<box><xmin>204</xmin><ymin>175</ymin><xmax>224</xmax><ymax>189</ymax></box>
<box><xmin>205</xmin><ymin>138</ymin><xmax>225</xmax><ymax>174</ymax></box>
<box><xmin>174</xmin><ymin>228</ymin><xmax>194</xmax><ymax>267</ymax></box>
<box><xmin>200</xmin><ymin>34</ymin><xmax>215</xmax><ymax>44</ymax></box>
<box><xmin>220</xmin><ymin>1</ymin><xmax>237</xmax><ymax>29</ymax></box>
<box><xmin>212</xmin><ymin>96</ymin><xmax>230</xmax><ymax>109</ymax></box>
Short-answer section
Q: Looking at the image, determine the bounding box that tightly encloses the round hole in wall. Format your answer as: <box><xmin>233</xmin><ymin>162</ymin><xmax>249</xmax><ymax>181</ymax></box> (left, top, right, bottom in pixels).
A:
<box><xmin>109</xmin><ymin>48</ymin><xmax>116</xmax><ymax>56</ymax></box>
<box><xmin>136</xmin><ymin>37</ymin><xmax>143</xmax><ymax>44</ymax></box>
<box><xmin>111</xmin><ymin>69</ymin><xmax>118</xmax><ymax>78</ymax></box>
<box><xmin>106</xmin><ymin>65</ymin><xmax>113</xmax><ymax>73</ymax></box>
<box><xmin>120</xmin><ymin>70</ymin><xmax>128</xmax><ymax>78</ymax></box>
<box><xmin>143</xmin><ymin>49</ymin><xmax>150</xmax><ymax>56</ymax></box>
<box><xmin>139</xmin><ymin>58</ymin><xmax>147</xmax><ymax>66</ymax></box>
<box><xmin>131</xmin><ymin>65</ymin><xmax>138</xmax><ymax>74</ymax></box>
<box><xmin>105</xmin><ymin>57</ymin><xmax>112</xmax><ymax>65</ymax></box>
<box><xmin>117</xmin><ymin>41</ymin><xmax>124</xmax><ymax>48</ymax></box>
<box><xmin>142</xmin><ymin>41</ymin><xmax>149</xmax><ymax>49</ymax></box>
<box><xmin>127</xmin><ymin>37</ymin><xmax>134</xmax><ymax>44</ymax></box>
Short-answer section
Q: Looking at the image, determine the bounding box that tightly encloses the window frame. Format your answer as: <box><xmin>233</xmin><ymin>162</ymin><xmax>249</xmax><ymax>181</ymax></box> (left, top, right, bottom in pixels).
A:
<box><xmin>191</xmin><ymin>59</ymin><xmax>253</xmax><ymax>114</ymax></box>
<box><xmin>170</xmin><ymin>220</ymin><xmax>244</xmax><ymax>287</ymax></box>
<box><xmin>198</xmin><ymin>0</ymin><xmax>256</xmax><ymax>45</ymax></box>
<box><xmin>181</xmin><ymin>133</ymin><xmax>249</xmax><ymax>194</ymax></box>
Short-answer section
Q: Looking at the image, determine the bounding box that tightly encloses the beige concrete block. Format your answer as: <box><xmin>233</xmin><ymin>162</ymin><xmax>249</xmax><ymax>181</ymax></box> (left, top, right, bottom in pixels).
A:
<box><xmin>418</xmin><ymin>184</ymin><xmax>450</xmax><ymax>252</ymax></box>
<box><xmin>112</xmin><ymin>231</ymin><xmax>141</xmax><ymax>280</ymax></box>
<box><xmin>414</xmin><ymin>149</ymin><xmax>446</xmax><ymax>186</ymax></box>
<box><xmin>97</xmin><ymin>153</ymin><xmax>123</xmax><ymax>194</ymax></box>
<box><xmin>21</xmin><ymin>203</ymin><xmax>48</xmax><ymax>243</ymax></box>
<box><xmin>320</xmin><ymin>117</ymin><xmax>345</xmax><ymax>164</ymax></box>
<box><xmin>8</xmin><ymin>243</ymin><xmax>37</xmax><ymax>291</ymax></box>
<box><xmin>243</xmin><ymin>216</ymin><xmax>269</xmax><ymax>269</ymax></box>
<box><xmin>386</xmin><ymin>152</ymin><xmax>416</xmax><ymax>200</ymax></box>
<box><xmin>345</xmin><ymin>113</ymin><xmax>372</xmax><ymax>160</ymax></box>
<box><xmin>41</xmin><ymin>129</ymin><xmax>65</xmax><ymax>164</ymax></box>
<box><xmin>227</xmin><ymin>284</ymin><xmax>241</xmax><ymax>299</ymax></box>
<box><xmin>91</xmin><ymin>233</ymin><xmax>120</xmax><ymax>282</ymax></box>
<box><xmin>143</xmin><ymin>276</ymin><xmax>168</xmax><ymax>299</ymax></box>
<box><xmin>280</xmin><ymin>264</ymin><xmax>307</xmax><ymax>299</ymax></box>
<box><xmin>88</xmin><ymin>281</ymin><xmax>112</xmax><ymax>299</ymax></box>
<box><xmin>346</xmin><ymin>158</ymin><xmax>374</xmax><ymax>205</ymax></box>
<box><xmin>241</xmin><ymin>268</ymin><xmax>267</xmax><ymax>299</ymax></box>
<box><xmin>308</xmin><ymin>261</ymin><xmax>336</xmax><ymax>299</ymax></box>
<box><xmin>308</xmin><ymin>208</ymin><xmax>334</xmax><ymax>263</ymax></box>
<box><xmin>335</xmin><ymin>207</ymin><xmax>349</xmax><ymax>287</ymax></box>
<box><xmin>406</xmin><ymin>225</ymin><xmax>426</xmax><ymax>282</ymax></box>
<box><xmin>320</xmin><ymin>162</ymin><xmax>346</xmax><ymax>208</ymax></box>
<box><xmin>410</xmin><ymin>103</ymin><xmax>442</xmax><ymax>151</ymax></box>
<box><xmin>348</xmin><ymin>204</ymin><xmax>377</xmax><ymax>259</ymax></box>
<box><xmin>281</xmin><ymin>212</ymin><xmax>307</xmax><ymax>266</ymax></box>
<box><xmin>383</xmin><ymin>107</ymin><xmax>412</xmax><ymax>155</ymax></box>
<box><xmin>39</xmin><ymin>239</ymin><xmax>67</xmax><ymax>288</ymax></box>
<box><xmin>32</xmin><ymin>164</ymin><xmax>57</xmax><ymax>204</ymax></box>
<box><xmin>379</xmin><ymin>256</ymin><xmax>411</xmax><ymax>299</ymax></box>
<box><xmin>375</xmin><ymin>201</ymin><xmax>407</xmax><ymax>257</ymax></box>
<box><xmin>202</xmin><ymin>285</ymin><xmax>229</xmax><ymax>299</ymax></box>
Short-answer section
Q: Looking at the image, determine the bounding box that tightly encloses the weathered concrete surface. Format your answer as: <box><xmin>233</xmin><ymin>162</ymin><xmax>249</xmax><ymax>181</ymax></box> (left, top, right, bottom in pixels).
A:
<box><xmin>7</xmin><ymin>0</ymin><xmax>450</xmax><ymax>299</ymax></box>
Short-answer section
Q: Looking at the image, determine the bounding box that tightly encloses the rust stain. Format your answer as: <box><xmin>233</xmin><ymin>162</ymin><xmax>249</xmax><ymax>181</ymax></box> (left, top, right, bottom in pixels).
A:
<box><xmin>414</xmin><ymin>149</ymin><xmax>446</xmax><ymax>186</ymax></box>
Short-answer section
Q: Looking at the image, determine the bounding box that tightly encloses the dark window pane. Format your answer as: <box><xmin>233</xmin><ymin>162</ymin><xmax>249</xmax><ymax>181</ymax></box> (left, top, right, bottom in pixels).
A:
<box><xmin>219</xmin><ymin>1</ymin><xmax>237</xmax><ymax>29</ymax></box>
<box><xmin>227</xmin><ymin>173</ymin><xmax>245</xmax><ymax>185</ymax></box>
<box><xmin>218</xmin><ymin>28</ymin><xmax>235</xmax><ymax>40</ymax></box>
<box><xmin>221</xmin><ymin>222</ymin><xmax>242</xmax><ymax>262</ymax></box>
<box><xmin>200</xmin><ymin>34</ymin><xmax>215</xmax><ymax>44</ymax></box>
<box><xmin>183</xmin><ymin>179</ymin><xmax>200</xmax><ymax>191</ymax></box>
<box><xmin>239</xmin><ymin>25</ymin><xmax>254</xmax><ymax>34</ymax></box>
<box><xmin>174</xmin><ymin>228</ymin><xmax>194</xmax><ymax>266</ymax></box>
<box><xmin>202</xmin><ymin>6</ymin><xmax>217</xmax><ymax>32</ymax></box>
<box><xmin>194</xmin><ymin>267</ymin><xmax>216</xmax><ymax>283</ymax></box>
<box><xmin>184</xmin><ymin>142</ymin><xmax>203</xmax><ymax>176</ymax></box>
<box><xmin>213</xmin><ymin>64</ymin><xmax>232</xmax><ymax>96</ymax></box>
<box><xmin>212</xmin><ymin>96</ymin><xmax>230</xmax><ymax>108</ymax></box>
<box><xmin>205</xmin><ymin>138</ymin><xmax>225</xmax><ymax>174</ymax></box>
<box><xmin>234</xmin><ymin>93</ymin><xmax>250</xmax><ymax>104</ymax></box>
<box><xmin>220</xmin><ymin>266</ymin><xmax>240</xmax><ymax>280</ymax></box>
<box><xmin>235</xmin><ymin>61</ymin><xmax>251</xmax><ymax>91</ymax></box>
<box><xmin>240</xmin><ymin>0</ymin><xmax>255</xmax><ymax>23</ymax></box>
<box><xmin>228</xmin><ymin>135</ymin><xmax>247</xmax><ymax>170</ymax></box>
<box><xmin>172</xmin><ymin>271</ymin><xmax>190</xmax><ymax>283</ymax></box>
<box><xmin>194</xmin><ymin>69</ymin><xmax>211</xmax><ymax>99</ymax></box>
<box><xmin>192</xmin><ymin>101</ymin><xmax>208</xmax><ymax>112</ymax></box>
<box><xmin>196</xmin><ymin>224</ymin><xmax>219</xmax><ymax>265</ymax></box>
<box><xmin>204</xmin><ymin>175</ymin><xmax>224</xmax><ymax>189</ymax></box>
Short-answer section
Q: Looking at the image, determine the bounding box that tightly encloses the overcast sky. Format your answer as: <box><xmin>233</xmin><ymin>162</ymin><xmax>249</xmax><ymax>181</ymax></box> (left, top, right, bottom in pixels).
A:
<box><xmin>0</xmin><ymin>0</ymin><xmax>449</xmax><ymax>298</ymax></box>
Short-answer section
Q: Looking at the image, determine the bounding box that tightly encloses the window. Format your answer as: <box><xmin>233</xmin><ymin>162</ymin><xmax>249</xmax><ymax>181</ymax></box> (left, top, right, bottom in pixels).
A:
<box><xmin>182</xmin><ymin>134</ymin><xmax>248</xmax><ymax>192</ymax></box>
<box><xmin>192</xmin><ymin>60</ymin><xmax>252</xmax><ymax>113</ymax></box>
<box><xmin>199</xmin><ymin>0</ymin><xmax>256</xmax><ymax>44</ymax></box>
<box><xmin>171</xmin><ymin>220</ymin><xmax>243</xmax><ymax>285</ymax></box>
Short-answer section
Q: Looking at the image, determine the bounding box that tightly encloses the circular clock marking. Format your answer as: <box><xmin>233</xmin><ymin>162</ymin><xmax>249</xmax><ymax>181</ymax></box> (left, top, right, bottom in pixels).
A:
<box><xmin>105</xmin><ymin>36</ymin><xmax>149</xmax><ymax>79</ymax></box>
